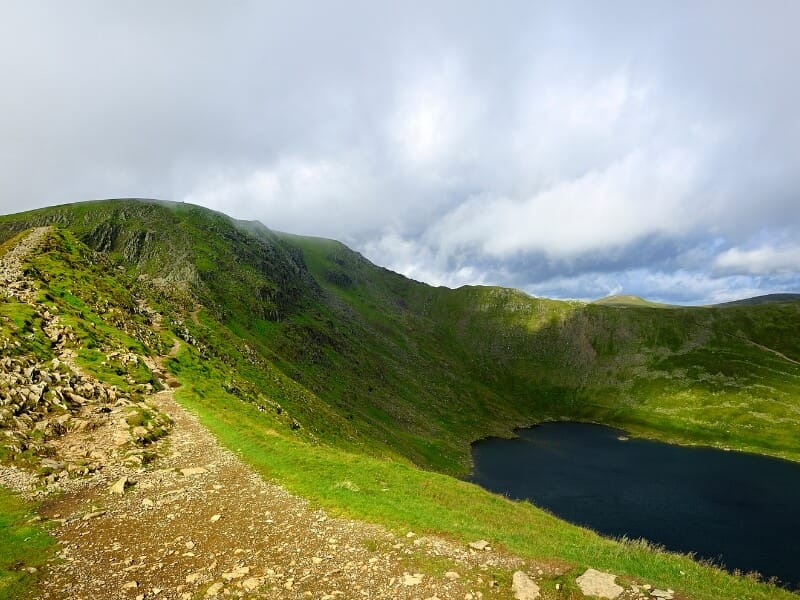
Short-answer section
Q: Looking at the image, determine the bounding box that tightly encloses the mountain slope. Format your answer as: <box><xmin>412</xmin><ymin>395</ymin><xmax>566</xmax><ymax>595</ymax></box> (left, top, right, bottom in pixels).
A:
<box><xmin>713</xmin><ymin>293</ymin><xmax>800</xmax><ymax>307</ymax></box>
<box><xmin>592</xmin><ymin>294</ymin><xmax>674</xmax><ymax>307</ymax></box>
<box><xmin>3</xmin><ymin>199</ymin><xmax>800</xmax><ymax>475</ymax></box>
<box><xmin>1</xmin><ymin>200</ymin><xmax>799</xmax><ymax>598</ymax></box>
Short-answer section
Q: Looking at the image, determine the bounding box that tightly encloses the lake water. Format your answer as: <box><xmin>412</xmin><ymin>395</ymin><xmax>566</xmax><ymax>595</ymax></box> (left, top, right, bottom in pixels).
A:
<box><xmin>469</xmin><ymin>422</ymin><xmax>800</xmax><ymax>589</ymax></box>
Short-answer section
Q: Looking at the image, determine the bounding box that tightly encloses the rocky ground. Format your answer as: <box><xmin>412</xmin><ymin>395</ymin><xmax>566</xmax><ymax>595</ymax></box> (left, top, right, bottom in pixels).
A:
<box><xmin>0</xmin><ymin>228</ymin><xmax>677</xmax><ymax>600</ymax></box>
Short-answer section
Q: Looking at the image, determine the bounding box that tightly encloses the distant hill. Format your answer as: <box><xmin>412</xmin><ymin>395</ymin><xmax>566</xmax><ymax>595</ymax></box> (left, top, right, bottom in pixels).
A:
<box><xmin>713</xmin><ymin>293</ymin><xmax>800</xmax><ymax>307</ymax></box>
<box><xmin>591</xmin><ymin>294</ymin><xmax>674</xmax><ymax>308</ymax></box>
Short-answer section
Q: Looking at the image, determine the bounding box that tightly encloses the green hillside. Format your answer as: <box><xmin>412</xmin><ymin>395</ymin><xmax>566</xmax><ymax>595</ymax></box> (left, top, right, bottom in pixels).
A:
<box><xmin>3</xmin><ymin>199</ymin><xmax>800</xmax><ymax>473</ymax></box>
<box><xmin>592</xmin><ymin>294</ymin><xmax>674</xmax><ymax>308</ymax></box>
<box><xmin>2</xmin><ymin>199</ymin><xmax>800</xmax><ymax>599</ymax></box>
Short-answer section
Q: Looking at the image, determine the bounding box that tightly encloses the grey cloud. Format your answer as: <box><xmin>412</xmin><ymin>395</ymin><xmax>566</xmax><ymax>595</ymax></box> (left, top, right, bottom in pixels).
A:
<box><xmin>1</xmin><ymin>1</ymin><xmax>798</xmax><ymax>302</ymax></box>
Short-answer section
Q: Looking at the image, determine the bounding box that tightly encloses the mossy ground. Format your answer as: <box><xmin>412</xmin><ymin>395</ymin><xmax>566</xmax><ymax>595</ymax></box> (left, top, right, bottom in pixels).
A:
<box><xmin>0</xmin><ymin>488</ymin><xmax>55</xmax><ymax>600</ymax></box>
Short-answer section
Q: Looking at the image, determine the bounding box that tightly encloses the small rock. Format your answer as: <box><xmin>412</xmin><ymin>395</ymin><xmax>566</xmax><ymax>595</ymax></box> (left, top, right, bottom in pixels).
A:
<box><xmin>122</xmin><ymin>581</ymin><xmax>138</xmax><ymax>590</ymax></box>
<box><xmin>205</xmin><ymin>582</ymin><xmax>224</xmax><ymax>597</ymax></box>
<box><xmin>109</xmin><ymin>476</ymin><xmax>129</xmax><ymax>496</ymax></box>
<box><xmin>185</xmin><ymin>541</ymin><xmax>196</xmax><ymax>550</ymax></box>
<box><xmin>82</xmin><ymin>510</ymin><xmax>107</xmax><ymax>521</ymax></box>
<box><xmin>186</xmin><ymin>572</ymin><xmax>203</xmax><ymax>584</ymax></box>
<box><xmin>209</xmin><ymin>514</ymin><xmax>222</xmax><ymax>523</ymax></box>
<box><xmin>650</xmin><ymin>590</ymin><xmax>674</xmax><ymax>599</ymax></box>
<box><xmin>222</xmin><ymin>566</ymin><xmax>250</xmax><ymax>581</ymax></box>
<box><xmin>444</xmin><ymin>571</ymin><xmax>460</xmax><ymax>581</ymax></box>
<box><xmin>511</xmin><ymin>571</ymin><xmax>540</xmax><ymax>600</ymax></box>
<box><xmin>180</xmin><ymin>467</ymin><xmax>208</xmax><ymax>477</ymax></box>
<box><xmin>142</xmin><ymin>498</ymin><xmax>155</xmax><ymax>508</ymax></box>
<box><xmin>402</xmin><ymin>573</ymin><xmax>424</xmax><ymax>586</ymax></box>
<box><xmin>242</xmin><ymin>577</ymin><xmax>262</xmax><ymax>592</ymax></box>
<box><xmin>41</xmin><ymin>458</ymin><xmax>64</xmax><ymax>471</ymax></box>
<box><xmin>469</xmin><ymin>540</ymin><xmax>491</xmax><ymax>551</ymax></box>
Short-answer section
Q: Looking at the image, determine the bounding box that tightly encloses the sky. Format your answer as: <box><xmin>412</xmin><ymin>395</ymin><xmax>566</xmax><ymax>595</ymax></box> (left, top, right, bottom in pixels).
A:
<box><xmin>1</xmin><ymin>1</ymin><xmax>799</xmax><ymax>304</ymax></box>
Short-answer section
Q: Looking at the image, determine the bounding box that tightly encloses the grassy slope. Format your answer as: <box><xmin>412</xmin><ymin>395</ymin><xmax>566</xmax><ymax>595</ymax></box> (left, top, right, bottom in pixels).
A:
<box><xmin>169</xmin><ymin>342</ymin><xmax>796</xmax><ymax>600</ymax></box>
<box><xmin>592</xmin><ymin>294</ymin><xmax>674</xmax><ymax>307</ymax></box>
<box><xmin>286</xmin><ymin>232</ymin><xmax>800</xmax><ymax>470</ymax></box>
<box><xmin>1</xmin><ymin>201</ymin><xmax>800</xmax><ymax>597</ymax></box>
<box><xmin>2</xmin><ymin>201</ymin><xmax>800</xmax><ymax>474</ymax></box>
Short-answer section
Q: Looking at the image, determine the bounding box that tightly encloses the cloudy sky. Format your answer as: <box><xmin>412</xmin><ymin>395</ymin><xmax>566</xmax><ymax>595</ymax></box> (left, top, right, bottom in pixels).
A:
<box><xmin>1</xmin><ymin>1</ymin><xmax>799</xmax><ymax>304</ymax></box>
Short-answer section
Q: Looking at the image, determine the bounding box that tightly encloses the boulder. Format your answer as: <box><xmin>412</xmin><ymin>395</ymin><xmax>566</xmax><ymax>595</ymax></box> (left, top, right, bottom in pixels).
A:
<box><xmin>575</xmin><ymin>568</ymin><xmax>624</xmax><ymax>599</ymax></box>
<box><xmin>511</xmin><ymin>571</ymin><xmax>540</xmax><ymax>600</ymax></box>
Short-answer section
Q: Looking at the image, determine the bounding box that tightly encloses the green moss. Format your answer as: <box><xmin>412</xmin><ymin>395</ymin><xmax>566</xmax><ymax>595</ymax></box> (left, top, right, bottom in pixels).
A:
<box><xmin>0</xmin><ymin>487</ymin><xmax>55</xmax><ymax>600</ymax></box>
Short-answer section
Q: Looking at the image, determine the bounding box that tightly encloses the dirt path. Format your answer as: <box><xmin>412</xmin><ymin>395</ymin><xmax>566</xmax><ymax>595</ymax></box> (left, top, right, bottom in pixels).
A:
<box><xmin>740</xmin><ymin>337</ymin><xmax>800</xmax><ymax>368</ymax></box>
<box><xmin>35</xmin><ymin>390</ymin><xmax>525</xmax><ymax>600</ymax></box>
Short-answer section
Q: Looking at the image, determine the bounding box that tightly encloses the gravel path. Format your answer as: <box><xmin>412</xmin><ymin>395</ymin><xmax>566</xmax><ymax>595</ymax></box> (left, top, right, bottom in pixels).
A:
<box><xmin>34</xmin><ymin>387</ymin><xmax>525</xmax><ymax>600</ymax></box>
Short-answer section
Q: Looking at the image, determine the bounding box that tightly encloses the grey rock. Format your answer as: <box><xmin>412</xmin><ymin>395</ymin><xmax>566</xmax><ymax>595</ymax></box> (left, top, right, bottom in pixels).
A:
<box><xmin>512</xmin><ymin>571</ymin><xmax>540</xmax><ymax>600</ymax></box>
<box><xmin>575</xmin><ymin>568</ymin><xmax>624</xmax><ymax>599</ymax></box>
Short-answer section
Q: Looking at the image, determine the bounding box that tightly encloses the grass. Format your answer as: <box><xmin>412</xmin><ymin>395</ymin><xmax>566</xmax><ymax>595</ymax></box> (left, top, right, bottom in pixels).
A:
<box><xmin>0</xmin><ymin>488</ymin><xmax>55</xmax><ymax>600</ymax></box>
<box><xmin>169</xmin><ymin>343</ymin><xmax>796</xmax><ymax>600</ymax></box>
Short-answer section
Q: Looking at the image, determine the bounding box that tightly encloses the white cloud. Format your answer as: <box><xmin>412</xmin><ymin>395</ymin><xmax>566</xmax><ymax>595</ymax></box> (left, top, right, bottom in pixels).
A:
<box><xmin>387</xmin><ymin>56</ymin><xmax>484</xmax><ymax>180</ymax></box>
<box><xmin>361</xmin><ymin>229</ymin><xmax>489</xmax><ymax>288</ymax></box>
<box><xmin>524</xmin><ymin>268</ymin><xmax>791</xmax><ymax>306</ymax></box>
<box><xmin>714</xmin><ymin>244</ymin><xmax>800</xmax><ymax>275</ymax></box>
<box><xmin>181</xmin><ymin>157</ymin><xmax>384</xmax><ymax>238</ymax></box>
<box><xmin>431</xmin><ymin>148</ymin><xmax>701</xmax><ymax>259</ymax></box>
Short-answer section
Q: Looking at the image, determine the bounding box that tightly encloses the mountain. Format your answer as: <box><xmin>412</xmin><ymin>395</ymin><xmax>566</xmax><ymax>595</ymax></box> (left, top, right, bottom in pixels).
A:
<box><xmin>591</xmin><ymin>294</ymin><xmax>674</xmax><ymax>307</ymax></box>
<box><xmin>1</xmin><ymin>199</ymin><xmax>799</xmax><ymax>599</ymax></box>
<box><xmin>713</xmin><ymin>293</ymin><xmax>800</xmax><ymax>307</ymax></box>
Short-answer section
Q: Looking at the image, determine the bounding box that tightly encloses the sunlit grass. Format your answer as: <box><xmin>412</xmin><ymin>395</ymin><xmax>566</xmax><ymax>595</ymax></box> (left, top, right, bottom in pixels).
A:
<box><xmin>0</xmin><ymin>488</ymin><xmax>55</xmax><ymax>600</ymax></box>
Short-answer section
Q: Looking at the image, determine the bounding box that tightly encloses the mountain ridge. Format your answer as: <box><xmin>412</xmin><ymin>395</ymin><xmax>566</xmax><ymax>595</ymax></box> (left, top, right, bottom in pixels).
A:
<box><xmin>3</xmin><ymin>199</ymin><xmax>800</xmax><ymax>472</ymax></box>
<box><xmin>1</xmin><ymin>199</ymin><xmax>799</xmax><ymax>599</ymax></box>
